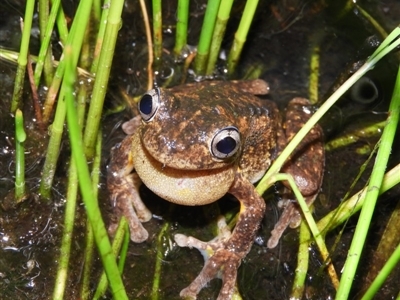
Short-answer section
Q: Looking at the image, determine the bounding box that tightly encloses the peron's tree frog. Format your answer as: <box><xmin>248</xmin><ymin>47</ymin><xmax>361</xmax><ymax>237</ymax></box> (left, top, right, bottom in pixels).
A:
<box><xmin>107</xmin><ymin>80</ymin><xmax>324</xmax><ymax>299</ymax></box>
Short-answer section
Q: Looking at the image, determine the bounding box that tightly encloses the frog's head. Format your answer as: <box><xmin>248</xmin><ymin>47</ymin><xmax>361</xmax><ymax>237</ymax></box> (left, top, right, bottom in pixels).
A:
<box><xmin>136</xmin><ymin>86</ymin><xmax>247</xmax><ymax>170</ymax></box>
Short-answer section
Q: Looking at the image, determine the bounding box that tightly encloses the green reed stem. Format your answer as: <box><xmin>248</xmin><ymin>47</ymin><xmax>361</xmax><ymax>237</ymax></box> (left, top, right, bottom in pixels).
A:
<box><xmin>40</xmin><ymin>84</ymin><xmax>67</xmax><ymax>199</ymax></box>
<box><xmin>194</xmin><ymin>0</ymin><xmax>221</xmax><ymax>76</ymax></box>
<box><xmin>64</xmin><ymin>45</ymin><xmax>127</xmax><ymax>299</ymax></box>
<box><xmin>14</xmin><ymin>109</ymin><xmax>26</xmax><ymax>202</ymax></box>
<box><xmin>52</xmin><ymin>155</ymin><xmax>78</xmax><ymax>300</ymax></box>
<box><xmin>173</xmin><ymin>0</ymin><xmax>189</xmax><ymax>57</ymax></box>
<box><xmin>361</xmin><ymin>243</ymin><xmax>400</xmax><ymax>300</ymax></box>
<box><xmin>369</xmin><ymin>27</ymin><xmax>400</xmax><ymax>62</ymax></box>
<box><xmin>38</xmin><ymin>0</ymin><xmax>49</xmax><ymax>39</ymax></box>
<box><xmin>40</xmin><ymin>0</ymin><xmax>94</xmax><ymax>198</ymax></box>
<box><xmin>325</xmin><ymin>120</ymin><xmax>386</xmax><ymax>151</ymax></box>
<box><xmin>274</xmin><ymin>173</ymin><xmax>337</xmax><ymax>286</ymax></box>
<box><xmin>42</xmin><ymin>66</ymin><xmax>64</xmax><ymax>123</ymax></box>
<box><xmin>0</xmin><ymin>48</ymin><xmax>92</xmax><ymax>79</ymax></box>
<box><xmin>256</xmin><ymin>27</ymin><xmax>400</xmax><ymax>197</ymax></box>
<box><xmin>336</xmin><ymin>62</ymin><xmax>400</xmax><ymax>300</ymax></box>
<box><xmin>317</xmin><ymin>163</ymin><xmax>400</xmax><ymax>234</ymax></box>
<box><xmin>80</xmin><ymin>131</ymin><xmax>102</xmax><ymax>299</ymax></box>
<box><xmin>257</xmin><ymin>65</ymin><xmax>367</xmax><ymax>195</ymax></box>
<box><xmin>92</xmin><ymin>0</ymin><xmax>102</xmax><ymax>22</ymax></box>
<box><xmin>41</xmin><ymin>1</ymin><xmax>69</xmax><ymax>123</ymax></box>
<box><xmin>53</xmin><ymin>0</ymin><xmax>69</xmax><ymax>44</ymax></box>
<box><xmin>242</xmin><ymin>64</ymin><xmax>265</xmax><ymax>79</ymax></box>
<box><xmin>80</xmin><ymin>26</ymin><xmax>91</xmax><ymax>74</ymax></box>
<box><xmin>52</xmin><ymin>45</ymin><xmax>91</xmax><ymax>298</ymax></box>
<box><xmin>376</xmin><ymin>197</ymin><xmax>400</xmax><ymax>282</ymax></box>
<box><xmin>151</xmin><ymin>222</ymin><xmax>170</xmax><ymax>300</ymax></box>
<box><xmin>92</xmin><ymin>217</ymin><xmax>129</xmax><ymax>300</ymax></box>
<box><xmin>291</xmin><ymin>220</ymin><xmax>310</xmax><ymax>299</ymax></box>
<box><xmin>37</xmin><ymin>0</ymin><xmax>54</xmax><ymax>86</ymax></box>
<box><xmin>152</xmin><ymin>0</ymin><xmax>163</xmax><ymax>65</ymax></box>
<box><xmin>118</xmin><ymin>220</ymin><xmax>130</xmax><ymax>271</ymax></box>
<box><xmin>205</xmin><ymin>0</ymin><xmax>234</xmax><ymax>76</ymax></box>
<box><xmin>362</xmin><ymin>197</ymin><xmax>400</xmax><ymax>298</ymax></box>
<box><xmin>254</xmin><ymin>28</ymin><xmax>400</xmax><ymax>298</ymax></box>
<box><xmin>83</xmin><ymin>0</ymin><xmax>125</xmax><ymax>158</ymax></box>
<box><xmin>80</xmin><ymin>218</ymin><xmax>94</xmax><ymax>300</ymax></box>
<box><xmin>34</xmin><ymin>0</ymin><xmax>61</xmax><ymax>87</ymax></box>
<box><xmin>309</xmin><ymin>45</ymin><xmax>320</xmax><ymax>104</ymax></box>
<box><xmin>10</xmin><ymin>0</ymin><xmax>35</xmax><ymax>113</ymax></box>
<box><xmin>91</xmin><ymin>0</ymin><xmax>111</xmax><ymax>73</ymax></box>
<box><xmin>355</xmin><ymin>3</ymin><xmax>387</xmax><ymax>38</ymax></box>
<box><xmin>227</xmin><ymin>0</ymin><xmax>259</xmax><ymax>75</ymax></box>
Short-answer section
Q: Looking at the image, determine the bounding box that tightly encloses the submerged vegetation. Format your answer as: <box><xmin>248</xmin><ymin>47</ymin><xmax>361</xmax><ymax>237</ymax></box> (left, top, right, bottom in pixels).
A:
<box><xmin>0</xmin><ymin>0</ymin><xmax>399</xmax><ymax>299</ymax></box>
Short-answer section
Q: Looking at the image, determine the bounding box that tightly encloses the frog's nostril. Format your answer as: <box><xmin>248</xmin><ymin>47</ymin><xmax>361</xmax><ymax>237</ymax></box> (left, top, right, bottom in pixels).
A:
<box><xmin>210</xmin><ymin>126</ymin><xmax>240</xmax><ymax>159</ymax></box>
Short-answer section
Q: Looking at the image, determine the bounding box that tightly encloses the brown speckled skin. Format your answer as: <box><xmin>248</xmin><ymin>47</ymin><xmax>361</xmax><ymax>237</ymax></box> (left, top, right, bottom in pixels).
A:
<box><xmin>141</xmin><ymin>80</ymin><xmax>277</xmax><ymax>173</ymax></box>
<box><xmin>107</xmin><ymin>80</ymin><xmax>324</xmax><ymax>299</ymax></box>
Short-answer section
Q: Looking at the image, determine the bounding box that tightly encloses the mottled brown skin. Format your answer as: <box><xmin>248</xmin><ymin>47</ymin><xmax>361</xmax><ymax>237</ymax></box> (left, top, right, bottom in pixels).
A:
<box><xmin>107</xmin><ymin>80</ymin><xmax>324</xmax><ymax>299</ymax></box>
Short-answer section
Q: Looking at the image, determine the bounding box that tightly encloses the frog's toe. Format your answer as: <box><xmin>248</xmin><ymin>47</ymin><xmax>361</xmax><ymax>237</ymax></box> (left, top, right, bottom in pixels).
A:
<box><xmin>125</xmin><ymin>203</ymin><xmax>149</xmax><ymax>242</ymax></box>
<box><xmin>176</xmin><ymin>216</ymin><xmax>240</xmax><ymax>299</ymax></box>
<box><xmin>107</xmin><ymin>214</ymin><xmax>148</xmax><ymax>243</ymax></box>
<box><xmin>128</xmin><ymin>222</ymin><xmax>148</xmax><ymax>243</ymax></box>
<box><xmin>175</xmin><ymin>234</ymin><xmax>208</xmax><ymax>250</ymax></box>
<box><xmin>179</xmin><ymin>249</ymin><xmax>240</xmax><ymax>300</ymax></box>
<box><xmin>267</xmin><ymin>201</ymin><xmax>308</xmax><ymax>247</ymax></box>
<box><xmin>111</xmin><ymin>193</ymin><xmax>150</xmax><ymax>243</ymax></box>
<box><xmin>175</xmin><ymin>216</ymin><xmax>231</xmax><ymax>259</ymax></box>
<box><xmin>128</xmin><ymin>173</ymin><xmax>152</xmax><ymax>222</ymax></box>
<box><xmin>289</xmin><ymin>211</ymin><xmax>302</xmax><ymax>228</ymax></box>
<box><xmin>132</xmin><ymin>197</ymin><xmax>152</xmax><ymax>222</ymax></box>
<box><xmin>267</xmin><ymin>204</ymin><xmax>296</xmax><ymax>248</ymax></box>
<box><xmin>108</xmin><ymin>222</ymin><xmax>118</xmax><ymax>237</ymax></box>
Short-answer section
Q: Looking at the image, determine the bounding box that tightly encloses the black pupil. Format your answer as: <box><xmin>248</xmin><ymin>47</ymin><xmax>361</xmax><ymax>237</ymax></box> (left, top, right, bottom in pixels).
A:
<box><xmin>216</xmin><ymin>136</ymin><xmax>236</xmax><ymax>155</ymax></box>
<box><xmin>139</xmin><ymin>94</ymin><xmax>153</xmax><ymax>115</ymax></box>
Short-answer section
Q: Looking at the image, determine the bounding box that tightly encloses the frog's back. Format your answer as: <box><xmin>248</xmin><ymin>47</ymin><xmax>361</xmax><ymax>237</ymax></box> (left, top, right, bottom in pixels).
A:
<box><xmin>174</xmin><ymin>80</ymin><xmax>279</xmax><ymax>182</ymax></box>
<box><xmin>142</xmin><ymin>80</ymin><xmax>279</xmax><ymax>178</ymax></box>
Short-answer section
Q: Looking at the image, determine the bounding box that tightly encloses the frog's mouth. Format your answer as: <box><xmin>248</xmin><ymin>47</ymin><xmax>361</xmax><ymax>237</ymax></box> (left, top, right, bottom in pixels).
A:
<box><xmin>132</xmin><ymin>132</ymin><xmax>235</xmax><ymax>206</ymax></box>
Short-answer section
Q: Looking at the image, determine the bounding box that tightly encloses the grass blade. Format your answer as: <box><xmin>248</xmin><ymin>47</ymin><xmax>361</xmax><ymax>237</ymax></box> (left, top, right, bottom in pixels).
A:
<box><xmin>194</xmin><ymin>0</ymin><xmax>221</xmax><ymax>76</ymax></box>
<box><xmin>336</xmin><ymin>62</ymin><xmax>400</xmax><ymax>300</ymax></box>
<box><xmin>10</xmin><ymin>0</ymin><xmax>35</xmax><ymax>113</ymax></box>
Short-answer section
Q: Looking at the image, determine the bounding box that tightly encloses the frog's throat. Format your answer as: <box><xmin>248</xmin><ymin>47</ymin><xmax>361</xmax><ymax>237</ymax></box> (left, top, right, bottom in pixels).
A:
<box><xmin>132</xmin><ymin>133</ymin><xmax>235</xmax><ymax>206</ymax></box>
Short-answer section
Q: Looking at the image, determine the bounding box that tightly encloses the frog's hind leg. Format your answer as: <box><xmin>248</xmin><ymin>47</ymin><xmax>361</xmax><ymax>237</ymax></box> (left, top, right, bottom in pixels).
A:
<box><xmin>268</xmin><ymin>97</ymin><xmax>324</xmax><ymax>249</ymax></box>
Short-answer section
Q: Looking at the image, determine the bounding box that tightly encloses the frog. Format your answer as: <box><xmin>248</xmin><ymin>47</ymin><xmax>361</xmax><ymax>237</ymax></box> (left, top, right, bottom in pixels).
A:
<box><xmin>107</xmin><ymin>79</ymin><xmax>324</xmax><ymax>299</ymax></box>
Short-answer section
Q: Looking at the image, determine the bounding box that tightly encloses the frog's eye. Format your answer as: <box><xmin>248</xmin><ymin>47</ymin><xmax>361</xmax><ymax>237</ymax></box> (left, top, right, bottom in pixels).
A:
<box><xmin>210</xmin><ymin>126</ymin><xmax>240</xmax><ymax>159</ymax></box>
<box><xmin>138</xmin><ymin>88</ymin><xmax>160</xmax><ymax>122</ymax></box>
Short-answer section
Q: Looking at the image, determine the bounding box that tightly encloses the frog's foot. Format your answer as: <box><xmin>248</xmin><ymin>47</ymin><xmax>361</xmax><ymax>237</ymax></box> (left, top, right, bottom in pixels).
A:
<box><xmin>175</xmin><ymin>216</ymin><xmax>231</xmax><ymax>261</ymax></box>
<box><xmin>267</xmin><ymin>194</ymin><xmax>317</xmax><ymax>248</ymax></box>
<box><xmin>179</xmin><ymin>248</ymin><xmax>240</xmax><ymax>300</ymax></box>
<box><xmin>108</xmin><ymin>172</ymin><xmax>152</xmax><ymax>243</ymax></box>
<box><xmin>175</xmin><ymin>217</ymin><xmax>240</xmax><ymax>300</ymax></box>
<box><xmin>267</xmin><ymin>202</ymin><xmax>297</xmax><ymax>248</ymax></box>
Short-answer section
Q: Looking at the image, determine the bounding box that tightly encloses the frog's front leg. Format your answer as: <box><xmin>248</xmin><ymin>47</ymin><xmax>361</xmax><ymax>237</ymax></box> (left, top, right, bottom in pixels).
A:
<box><xmin>175</xmin><ymin>174</ymin><xmax>266</xmax><ymax>300</ymax></box>
<box><xmin>107</xmin><ymin>133</ymin><xmax>152</xmax><ymax>243</ymax></box>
